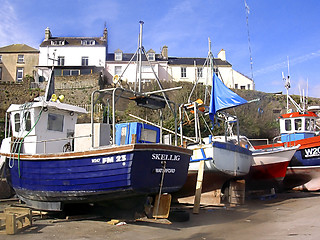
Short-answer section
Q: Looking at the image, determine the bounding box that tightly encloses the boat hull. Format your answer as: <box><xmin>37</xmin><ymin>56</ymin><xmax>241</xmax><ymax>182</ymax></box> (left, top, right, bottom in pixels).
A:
<box><xmin>246</xmin><ymin>146</ymin><xmax>297</xmax><ymax>190</ymax></box>
<box><xmin>3</xmin><ymin>144</ymin><xmax>191</xmax><ymax>210</ymax></box>
<box><xmin>255</xmin><ymin>136</ymin><xmax>320</xmax><ymax>191</ymax></box>
<box><xmin>174</xmin><ymin>141</ymin><xmax>252</xmax><ymax>198</ymax></box>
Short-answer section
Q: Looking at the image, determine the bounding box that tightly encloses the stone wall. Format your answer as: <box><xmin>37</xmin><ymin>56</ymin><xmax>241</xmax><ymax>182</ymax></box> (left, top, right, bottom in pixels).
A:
<box><xmin>0</xmin><ymin>73</ymin><xmax>102</xmax><ymax>142</ymax></box>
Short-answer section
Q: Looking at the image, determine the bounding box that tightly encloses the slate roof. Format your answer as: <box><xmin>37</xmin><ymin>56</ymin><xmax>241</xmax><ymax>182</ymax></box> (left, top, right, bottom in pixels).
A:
<box><xmin>0</xmin><ymin>44</ymin><xmax>39</xmax><ymax>53</ymax></box>
<box><xmin>40</xmin><ymin>37</ymin><xmax>107</xmax><ymax>47</ymax></box>
<box><xmin>107</xmin><ymin>53</ymin><xmax>165</xmax><ymax>62</ymax></box>
<box><xmin>107</xmin><ymin>53</ymin><xmax>231</xmax><ymax>67</ymax></box>
<box><xmin>167</xmin><ymin>57</ymin><xmax>231</xmax><ymax>67</ymax></box>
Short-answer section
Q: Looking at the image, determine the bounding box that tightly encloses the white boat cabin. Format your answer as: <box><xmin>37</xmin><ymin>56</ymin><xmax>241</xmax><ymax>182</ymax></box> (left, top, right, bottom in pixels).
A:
<box><xmin>1</xmin><ymin>99</ymin><xmax>87</xmax><ymax>155</ymax></box>
<box><xmin>279</xmin><ymin>111</ymin><xmax>318</xmax><ymax>142</ymax></box>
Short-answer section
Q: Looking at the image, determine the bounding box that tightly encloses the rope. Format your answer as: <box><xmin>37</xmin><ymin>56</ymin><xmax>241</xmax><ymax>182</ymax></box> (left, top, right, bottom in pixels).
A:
<box><xmin>17</xmin><ymin>107</ymin><xmax>44</xmax><ymax>178</ymax></box>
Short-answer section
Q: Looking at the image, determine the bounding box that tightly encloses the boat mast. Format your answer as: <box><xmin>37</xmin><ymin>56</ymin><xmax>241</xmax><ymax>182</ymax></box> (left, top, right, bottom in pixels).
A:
<box><xmin>137</xmin><ymin>21</ymin><xmax>144</xmax><ymax>93</ymax></box>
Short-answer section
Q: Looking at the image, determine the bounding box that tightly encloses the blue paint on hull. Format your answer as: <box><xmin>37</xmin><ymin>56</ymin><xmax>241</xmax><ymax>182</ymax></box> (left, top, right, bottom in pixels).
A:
<box><xmin>6</xmin><ymin>147</ymin><xmax>190</xmax><ymax>207</ymax></box>
<box><xmin>290</xmin><ymin>149</ymin><xmax>320</xmax><ymax>167</ymax></box>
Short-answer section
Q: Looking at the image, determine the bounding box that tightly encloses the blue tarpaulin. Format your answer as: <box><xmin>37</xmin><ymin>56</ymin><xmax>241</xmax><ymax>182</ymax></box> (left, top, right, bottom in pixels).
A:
<box><xmin>209</xmin><ymin>73</ymin><xmax>247</xmax><ymax>121</ymax></box>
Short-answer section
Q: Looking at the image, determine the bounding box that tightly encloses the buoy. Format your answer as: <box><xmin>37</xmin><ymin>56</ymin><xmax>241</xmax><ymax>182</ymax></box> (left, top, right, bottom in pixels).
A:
<box><xmin>51</xmin><ymin>94</ymin><xmax>58</xmax><ymax>102</ymax></box>
<box><xmin>113</xmin><ymin>75</ymin><xmax>119</xmax><ymax>84</ymax></box>
<box><xmin>58</xmin><ymin>95</ymin><xmax>65</xmax><ymax>102</ymax></box>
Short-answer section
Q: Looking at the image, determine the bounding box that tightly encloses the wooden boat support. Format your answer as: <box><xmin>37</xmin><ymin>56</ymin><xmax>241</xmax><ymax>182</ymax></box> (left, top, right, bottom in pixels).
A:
<box><xmin>0</xmin><ymin>207</ymin><xmax>32</xmax><ymax>235</ymax></box>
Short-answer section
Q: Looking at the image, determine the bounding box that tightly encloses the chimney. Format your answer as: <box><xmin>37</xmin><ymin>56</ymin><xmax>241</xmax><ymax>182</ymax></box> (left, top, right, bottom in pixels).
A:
<box><xmin>218</xmin><ymin>49</ymin><xmax>226</xmax><ymax>61</ymax></box>
<box><xmin>103</xmin><ymin>27</ymin><xmax>108</xmax><ymax>41</ymax></box>
<box><xmin>45</xmin><ymin>27</ymin><xmax>52</xmax><ymax>41</ymax></box>
<box><xmin>161</xmin><ymin>45</ymin><xmax>168</xmax><ymax>59</ymax></box>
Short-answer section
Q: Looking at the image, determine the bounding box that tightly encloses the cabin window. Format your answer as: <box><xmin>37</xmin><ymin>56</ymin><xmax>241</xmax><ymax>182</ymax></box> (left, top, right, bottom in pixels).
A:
<box><xmin>305</xmin><ymin>118</ymin><xmax>314</xmax><ymax>131</ymax></box>
<box><xmin>14</xmin><ymin>113</ymin><xmax>20</xmax><ymax>132</ymax></box>
<box><xmin>285</xmin><ymin>119</ymin><xmax>291</xmax><ymax>131</ymax></box>
<box><xmin>24</xmin><ymin>111</ymin><xmax>31</xmax><ymax>131</ymax></box>
<box><xmin>120</xmin><ymin>127</ymin><xmax>127</xmax><ymax>145</ymax></box>
<box><xmin>47</xmin><ymin>113</ymin><xmax>64</xmax><ymax>132</ymax></box>
<box><xmin>294</xmin><ymin>119</ymin><xmax>302</xmax><ymax>131</ymax></box>
<box><xmin>140</xmin><ymin>128</ymin><xmax>157</xmax><ymax>143</ymax></box>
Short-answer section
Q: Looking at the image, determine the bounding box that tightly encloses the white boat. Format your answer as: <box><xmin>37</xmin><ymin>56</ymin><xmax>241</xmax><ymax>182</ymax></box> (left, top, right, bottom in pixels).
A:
<box><xmin>175</xmin><ymin>39</ymin><xmax>253</xmax><ymax>197</ymax></box>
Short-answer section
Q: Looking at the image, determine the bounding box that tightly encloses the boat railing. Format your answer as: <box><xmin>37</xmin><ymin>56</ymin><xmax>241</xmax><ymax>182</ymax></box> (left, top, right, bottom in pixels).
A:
<box><xmin>10</xmin><ymin>134</ymin><xmax>92</xmax><ymax>154</ymax></box>
<box><xmin>272</xmin><ymin>133</ymin><xmax>297</xmax><ymax>148</ymax></box>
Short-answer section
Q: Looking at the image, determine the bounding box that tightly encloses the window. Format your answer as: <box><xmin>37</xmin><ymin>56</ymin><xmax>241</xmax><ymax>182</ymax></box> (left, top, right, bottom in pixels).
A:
<box><xmin>181</xmin><ymin>67</ymin><xmax>186</xmax><ymax>78</ymax></box>
<box><xmin>142</xmin><ymin>65</ymin><xmax>152</xmax><ymax>73</ymax></box>
<box><xmin>47</xmin><ymin>113</ymin><xmax>64</xmax><ymax>132</ymax></box>
<box><xmin>16</xmin><ymin>67</ymin><xmax>24</xmax><ymax>82</ymax></box>
<box><xmin>235</xmin><ymin>84</ymin><xmax>238</xmax><ymax>89</ymax></box>
<box><xmin>240</xmin><ymin>86</ymin><xmax>245</xmax><ymax>90</ymax></box>
<box><xmin>115</xmin><ymin>66</ymin><xmax>122</xmax><ymax>75</ymax></box>
<box><xmin>57</xmin><ymin>56</ymin><xmax>65</xmax><ymax>66</ymax></box>
<box><xmin>247</xmin><ymin>84</ymin><xmax>251</xmax><ymax>90</ymax></box>
<box><xmin>147</xmin><ymin>52</ymin><xmax>155</xmax><ymax>61</ymax></box>
<box><xmin>197</xmin><ymin>67</ymin><xmax>203</xmax><ymax>78</ymax></box>
<box><xmin>285</xmin><ymin>119</ymin><xmax>292</xmax><ymax>131</ymax></box>
<box><xmin>81</xmin><ymin>40</ymin><xmax>95</xmax><ymax>45</ymax></box>
<box><xmin>140</xmin><ymin>129</ymin><xmax>157</xmax><ymax>143</ymax></box>
<box><xmin>62</xmin><ymin>69</ymin><xmax>80</xmax><ymax>76</ymax></box>
<box><xmin>17</xmin><ymin>55</ymin><xmax>24</xmax><ymax>63</ymax></box>
<box><xmin>24</xmin><ymin>111</ymin><xmax>31</xmax><ymax>131</ymax></box>
<box><xmin>294</xmin><ymin>119</ymin><xmax>302</xmax><ymax>131</ymax></box>
<box><xmin>120</xmin><ymin>127</ymin><xmax>127</xmax><ymax>145</ymax></box>
<box><xmin>305</xmin><ymin>118</ymin><xmax>314</xmax><ymax>131</ymax></box>
<box><xmin>14</xmin><ymin>113</ymin><xmax>20</xmax><ymax>133</ymax></box>
<box><xmin>51</xmin><ymin>40</ymin><xmax>65</xmax><ymax>45</ymax></box>
<box><xmin>0</xmin><ymin>55</ymin><xmax>2</xmax><ymax>63</ymax></box>
<box><xmin>82</xmin><ymin>57</ymin><xmax>89</xmax><ymax>66</ymax></box>
<box><xmin>115</xmin><ymin>52</ymin><xmax>122</xmax><ymax>61</ymax></box>
<box><xmin>0</xmin><ymin>67</ymin><xmax>2</xmax><ymax>80</ymax></box>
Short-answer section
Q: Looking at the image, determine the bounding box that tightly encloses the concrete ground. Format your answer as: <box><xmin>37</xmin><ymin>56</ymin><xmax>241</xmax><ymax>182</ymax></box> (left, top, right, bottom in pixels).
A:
<box><xmin>1</xmin><ymin>191</ymin><xmax>320</xmax><ymax>240</ymax></box>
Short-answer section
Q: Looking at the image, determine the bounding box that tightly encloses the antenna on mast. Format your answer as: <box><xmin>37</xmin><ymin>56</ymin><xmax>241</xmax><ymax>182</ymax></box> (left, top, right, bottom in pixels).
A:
<box><xmin>244</xmin><ymin>0</ymin><xmax>254</xmax><ymax>81</ymax></box>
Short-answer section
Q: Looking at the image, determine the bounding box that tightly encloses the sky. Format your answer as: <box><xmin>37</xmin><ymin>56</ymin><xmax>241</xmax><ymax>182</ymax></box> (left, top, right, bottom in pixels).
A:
<box><xmin>1</xmin><ymin>0</ymin><xmax>320</xmax><ymax>98</ymax></box>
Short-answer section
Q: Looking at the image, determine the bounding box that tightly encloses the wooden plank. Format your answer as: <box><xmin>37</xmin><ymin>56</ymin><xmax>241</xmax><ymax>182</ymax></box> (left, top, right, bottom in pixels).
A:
<box><xmin>193</xmin><ymin>160</ymin><xmax>205</xmax><ymax>214</ymax></box>
<box><xmin>5</xmin><ymin>213</ymin><xmax>16</xmax><ymax>235</ymax></box>
<box><xmin>153</xmin><ymin>194</ymin><xmax>172</xmax><ymax>219</ymax></box>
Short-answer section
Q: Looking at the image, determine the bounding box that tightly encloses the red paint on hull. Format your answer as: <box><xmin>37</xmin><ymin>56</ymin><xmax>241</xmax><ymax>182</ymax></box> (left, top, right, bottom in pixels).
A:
<box><xmin>249</xmin><ymin>160</ymin><xmax>290</xmax><ymax>181</ymax></box>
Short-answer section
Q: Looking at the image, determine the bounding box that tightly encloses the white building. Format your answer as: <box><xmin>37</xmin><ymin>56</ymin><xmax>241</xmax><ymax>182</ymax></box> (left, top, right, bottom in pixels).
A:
<box><xmin>168</xmin><ymin>49</ymin><xmax>254</xmax><ymax>90</ymax></box>
<box><xmin>38</xmin><ymin>27</ymin><xmax>107</xmax><ymax>81</ymax></box>
<box><xmin>106</xmin><ymin>47</ymin><xmax>254</xmax><ymax>90</ymax></box>
<box><xmin>105</xmin><ymin>48</ymin><xmax>168</xmax><ymax>85</ymax></box>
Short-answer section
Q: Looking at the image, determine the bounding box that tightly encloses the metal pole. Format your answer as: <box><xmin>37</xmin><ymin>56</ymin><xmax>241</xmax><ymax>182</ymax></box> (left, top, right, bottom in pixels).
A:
<box><xmin>174</xmin><ymin>103</ymin><xmax>178</xmax><ymax>146</ymax></box>
<box><xmin>160</xmin><ymin>109</ymin><xmax>163</xmax><ymax>144</ymax></box>
<box><xmin>112</xmin><ymin>89</ymin><xmax>116</xmax><ymax>145</ymax></box>
<box><xmin>194</xmin><ymin>102</ymin><xmax>198</xmax><ymax>142</ymax></box>
<box><xmin>138</xmin><ymin>21</ymin><xmax>144</xmax><ymax>92</ymax></box>
<box><xmin>90</xmin><ymin>90</ymin><xmax>97</xmax><ymax>148</ymax></box>
<box><xmin>179</xmin><ymin>105</ymin><xmax>183</xmax><ymax>146</ymax></box>
<box><xmin>4</xmin><ymin>112</ymin><xmax>7</xmax><ymax>138</ymax></box>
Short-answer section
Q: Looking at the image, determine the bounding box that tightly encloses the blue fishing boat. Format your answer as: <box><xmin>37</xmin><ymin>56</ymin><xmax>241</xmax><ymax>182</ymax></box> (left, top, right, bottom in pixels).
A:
<box><xmin>0</xmin><ymin>22</ymin><xmax>192</xmax><ymax>210</ymax></box>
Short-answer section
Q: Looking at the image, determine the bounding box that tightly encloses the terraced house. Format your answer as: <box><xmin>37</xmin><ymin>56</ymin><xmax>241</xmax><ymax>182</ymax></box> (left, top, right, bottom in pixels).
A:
<box><xmin>0</xmin><ymin>44</ymin><xmax>39</xmax><ymax>83</ymax></box>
